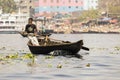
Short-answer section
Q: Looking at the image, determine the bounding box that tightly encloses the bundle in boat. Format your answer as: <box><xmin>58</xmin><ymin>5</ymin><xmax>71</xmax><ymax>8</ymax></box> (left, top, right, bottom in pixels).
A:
<box><xmin>19</xmin><ymin>31</ymin><xmax>51</xmax><ymax>37</ymax></box>
<box><xmin>27</xmin><ymin>37</ymin><xmax>89</xmax><ymax>56</ymax></box>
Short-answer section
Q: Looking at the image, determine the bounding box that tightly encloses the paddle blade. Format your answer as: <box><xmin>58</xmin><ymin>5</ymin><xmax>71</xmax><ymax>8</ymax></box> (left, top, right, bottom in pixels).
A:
<box><xmin>82</xmin><ymin>46</ymin><xmax>89</xmax><ymax>51</ymax></box>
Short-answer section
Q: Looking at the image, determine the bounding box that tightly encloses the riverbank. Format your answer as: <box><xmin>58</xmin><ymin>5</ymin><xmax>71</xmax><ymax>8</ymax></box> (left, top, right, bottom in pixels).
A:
<box><xmin>43</xmin><ymin>22</ymin><xmax>120</xmax><ymax>34</ymax></box>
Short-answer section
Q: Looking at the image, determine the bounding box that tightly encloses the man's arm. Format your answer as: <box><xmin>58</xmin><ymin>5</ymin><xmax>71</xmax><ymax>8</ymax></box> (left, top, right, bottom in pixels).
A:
<box><xmin>25</xmin><ymin>25</ymin><xmax>28</xmax><ymax>32</ymax></box>
<box><xmin>34</xmin><ymin>24</ymin><xmax>38</xmax><ymax>35</ymax></box>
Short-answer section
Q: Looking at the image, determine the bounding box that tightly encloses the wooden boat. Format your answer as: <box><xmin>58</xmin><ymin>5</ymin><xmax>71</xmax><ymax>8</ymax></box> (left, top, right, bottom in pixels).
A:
<box><xmin>19</xmin><ymin>31</ymin><xmax>51</xmax><ymax>37</ymax></box>
<box><xmin>27</xmin><ymin>38</ymin><xmax>89</xmax><ymax>55</ymax></box>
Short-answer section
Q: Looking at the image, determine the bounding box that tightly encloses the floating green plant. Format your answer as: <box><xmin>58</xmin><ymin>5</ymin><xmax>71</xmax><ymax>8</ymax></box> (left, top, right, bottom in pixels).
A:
<box><xmin>90</xmin><ymin>47</ymin><xmax>108</xmax><ymax>50</ymax></box>
<box><xmin>48</xmin><ymin>64</ymin><xmax>52</xmax><ymax>68</ymax></box>
<box><xmin>86</xmin><ymin>63</ymin><xmax>90</xmax><ymax>67</ymax></box>
<box><xmin>97</xmin><ymin>48</ymin><xmax>108</xmax><ymax>50</ymax></box>
<box><xmin>45</xmin><ymin>55</ymin><xmax>54</xmax><ymax>59</ymax></box>
<box><xmin>57</xmin><ymin>63</ymin><xmax>62</xmax><ymax>68</ymax></box>
<box><xmin>21</xmin><ymin>53</ymin><xmax>35</xmax><ymax>59</ymax></box>
<box><xmin>110</xmin><ymin>52</ymin><xmax>119</xmax><ymax>54</ymax></box>
<box><xmin>114</xmin><ymin>46</ymin><xmax>120</xmax><ymax>51</ymax></box>
<box><xmin>0</xmin><ymin>53</ymin><xmax>37</xmax><ymax>66</ymax></box>
<box><xmin>5</xmin><ymin>53</ymin><xmax>18</xmax><ymax>59</ymax></box>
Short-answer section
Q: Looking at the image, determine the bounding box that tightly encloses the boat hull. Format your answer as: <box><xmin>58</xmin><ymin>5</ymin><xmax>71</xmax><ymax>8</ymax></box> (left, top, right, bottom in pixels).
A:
<box><xmin>28</xmin><ymin>40</ymin><xmax>83</xmax><ymax>55</ymax></box>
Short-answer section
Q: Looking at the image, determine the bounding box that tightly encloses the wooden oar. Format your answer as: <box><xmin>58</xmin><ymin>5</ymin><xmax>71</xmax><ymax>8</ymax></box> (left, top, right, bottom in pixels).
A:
<box><xmin>82</xmin><ymin>46</ymin><xmax>89</xmax><ymax>51</ymax></box>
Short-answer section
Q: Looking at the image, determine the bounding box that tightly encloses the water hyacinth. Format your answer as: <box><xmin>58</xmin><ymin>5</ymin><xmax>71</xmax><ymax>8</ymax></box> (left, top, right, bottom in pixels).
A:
<box><xmin>86</xmin><ymin>63</ymin><xmax>90</xmax><ymax>67</ymax></box>
<box><xmin>0</xmin><ymin>53</ymin><xmax>36</xmax><ymax>65</ymax></box>
<box><xmin>57</xmin><ymin>63</ymin><xmax>62</xmax><ymax>68</ymax></box>
<box><xmin>5</xmin><ymin>53</ymin><xmax>18</xmax><ymax>59</ymax></box>
<box><xmin>97</xmin><ymin>48</ymin><xmax>108</xmax><ymax>50</ymax></box>
<box><xmin>90</xmin><ymin>47</ymin><xmax>108</xmax><ymax>51</ymax></box>
<box><xmin>114</xmin><ymin>46</ymin><xmax>120</xmax><ymax>51</ymax></box>
<box><xmin>21</xmin><ymin>53</ymin><xmax>35</xmax><ymax>60</ymax></box>
<box><xmin>45</xmin><ymin>55</ymin><xmax>54</xmax><ymax>59</ymax></box>
<box><xmin>48</xmin><ymin>64</ymin><xmax>52</xmax><ymax>68</ymax></box>
<box><xmin>0</xmin><ymin>55</ymin><xmax>4</xmax><ymax>61</ymax></box>
<box><xmin>110</xmin><ymin>52</ymin><xmax>119</xmax><ymax>54</ymax></box>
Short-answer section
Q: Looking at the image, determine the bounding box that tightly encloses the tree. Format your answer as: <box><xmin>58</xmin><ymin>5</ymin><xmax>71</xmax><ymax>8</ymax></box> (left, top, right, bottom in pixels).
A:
<box><xmin>98</xmin><ymin>0</ymin><xmax>120</xmax><ymax>17</ymax></box>
<box><xmin>78</xmin><ymin>9</ymin><xmax>100</xmax><ymax>21</ymax></box>
<box><xmin>0</xmin><ymin>0</ymin><xmax>16</xmax><ymax>13</ymax></box>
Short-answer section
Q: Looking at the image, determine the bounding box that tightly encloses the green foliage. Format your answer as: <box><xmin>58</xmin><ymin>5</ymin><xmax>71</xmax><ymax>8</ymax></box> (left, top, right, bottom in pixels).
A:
<box><xmin>22</xmin><ymin>53</ymin><xmax>35</xmax><ymax>59</ymax></box>
<box><xmin>114</xmin><ymin>46</ymin><xmax>120</xmax><ymax>51</ymax></box>
<box><xmin>57</xmin><ymin>63</ymin><xmax>62</xmax><ymax>68</ymax></box>
<box><xmin>0</xmin><ymin>0</ymin><xmax>16</xmax><ymax>13</ymax></box>
<box><xmin>99</xmin><ymin>0</ymin><xmax>120</xmax><ymax>17</ymax></box>
<box><xmin>45</xmin><ymin>55</ymin><xmax>54</xmax><ymax>59</ymax></box>
<box><xmin>0</xmin><ymin>53</ymin><xmax>37</xmax><ymax>66</ymax></box>
<box><xmin>6</xmin><ymin>53</ymin><xmax>18</xmax><ymax>59</ymax></box>
<box><xmin>109</xmin><ymin>5</ymin><xmax>120</xmax><ymax>14</ymax></box>
<box><xmin>78</xmin><ymin>9</ymin><xmax>100</xmax><ymax>21</ymax></box>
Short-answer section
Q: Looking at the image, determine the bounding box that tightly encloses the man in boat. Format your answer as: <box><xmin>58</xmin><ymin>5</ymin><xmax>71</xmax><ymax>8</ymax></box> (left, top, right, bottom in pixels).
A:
<box><xmin>24</xmin><ymin>18</ymin><xmax>39</xmax><ymax>46</ymax></box>
<box><xmin>20</xmin><ymin>18</ymin><xmax>38</xmax><ymax>36</ymax></box>
<box><xmin>25</xmin><ymin>18</ymin><xmax>38</xmax><ymax>35</ymax></box>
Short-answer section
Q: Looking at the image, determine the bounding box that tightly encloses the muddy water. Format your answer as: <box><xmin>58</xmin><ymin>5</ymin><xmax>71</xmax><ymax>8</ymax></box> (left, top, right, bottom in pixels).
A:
<box><xmin>0</xmin><ymin>33</ymin><xmax>120</xmax><ymax>80</ymax></box>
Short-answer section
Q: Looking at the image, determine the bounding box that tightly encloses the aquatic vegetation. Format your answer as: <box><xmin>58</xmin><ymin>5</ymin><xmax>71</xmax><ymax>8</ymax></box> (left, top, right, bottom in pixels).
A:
<box><xmin>0</xmin><ymin>53</ymin><xmax>81</xmax><ymax>69</ymax></box>
<box><xmin>22</xmin><ymin>53</ymin><xmax>36</xmax><ymax>66</ymax></box>
<box><xmin>90</xmin><ymin>47</ymin><xmax>109</xmax><ymax>51</ymax></box>
<box><xmin>21</xmin><ymin>53</ymin><xmax>35</xmax><ymax>60</ymax></box>
<box><xmin>109</xmin><ymin>46</ymin><xmax>120</xmax><ymax>54</ymax></box>
<box><xmin>0</xmin><ymin>53</ymin><xmax>36</xmax><ymax>65</ymax></box>
<box><xmin>97</xmin><ymin>48</ymin><xmax>108</xmax><ymax>50</ymax></box>
<box><xmin>45</xmin><ymin>55</ymin><xmax>54</xmax><ymax>59</ymax></box>
<box><xmin>86</xmin><ymin>63</ymin><xmax>90</xmax><ymax>67</ymax></box>
<box><xmin>57</xmin><ymin>63</ymin><xmax>62</xmax><ymax>68</ymax></box>
<box><xmin>110</xmin><ymin>52</ymin><xmax>119</xmax><ymax>54</ymax></box>
<box><xmin>5</xmin><ymin>53</ymin><xmax>18</xmax><ymax>59</ymax></box>
<box><xmin>114</xmin><ymin>46</ymin><xmax>120</xmax><ymax>51</ymax></box>
<box><xmin>27</xmin><ymin>62</ymin><xmax>37</xmax><ymax>67</ymax></box>
<box><xmin>47</xmin><ymin>64</ymin><xmax>52</xmax><ymax>68</ymax></box>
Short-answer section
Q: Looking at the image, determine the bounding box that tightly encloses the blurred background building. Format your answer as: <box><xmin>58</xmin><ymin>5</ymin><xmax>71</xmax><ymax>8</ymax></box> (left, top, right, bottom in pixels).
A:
<box><xmin>34</xmin><ymin>0</ymin><xmax>98</xmax><ymax>17</ymax></box>
<box><xmin>14</xmin><ymin>0</ymin><xmax>35</xmax><ymax>18</ymax></box>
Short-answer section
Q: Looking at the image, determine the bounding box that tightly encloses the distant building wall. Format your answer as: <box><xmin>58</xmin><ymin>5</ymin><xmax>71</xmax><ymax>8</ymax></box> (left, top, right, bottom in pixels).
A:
<box><xmin>34</xmin><ymin>0</ymin><xmax>84</xmax><ymax>16</ymax></box>
<box><xmin>15</xmin><ymin>0</ymin><xmax>34</xmax><ymax>18</ymax></box>
<box><xmin>34</xmin><ymin>0</ymin><xmax>98</xmax><ymax>17</ymax></box>
<box><xmin>83</xmin><ymin>0</ymin><xmax>98</xmax><ymax>10</ymax></box>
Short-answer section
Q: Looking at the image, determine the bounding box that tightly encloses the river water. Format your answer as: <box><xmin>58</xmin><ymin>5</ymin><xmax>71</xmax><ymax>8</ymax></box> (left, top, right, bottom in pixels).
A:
<box><xmin>0</xmin><ymin>33</ymin><xmax>120</xmax><ymax>80</ymax></box>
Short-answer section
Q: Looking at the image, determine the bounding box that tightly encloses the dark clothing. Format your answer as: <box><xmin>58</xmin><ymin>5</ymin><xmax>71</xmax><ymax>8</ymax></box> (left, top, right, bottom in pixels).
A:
<box><xmin>25</xmin><ymin>24</ymin><xmax>37</xmax><ymax>33</ymax></box>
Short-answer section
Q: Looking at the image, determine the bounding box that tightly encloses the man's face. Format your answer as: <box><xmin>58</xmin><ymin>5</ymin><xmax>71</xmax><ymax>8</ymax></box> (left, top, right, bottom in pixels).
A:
<box><xmin>28</xmin><ymin>19</ymin><xmax>32</xmax><ymax>24</ymax></box>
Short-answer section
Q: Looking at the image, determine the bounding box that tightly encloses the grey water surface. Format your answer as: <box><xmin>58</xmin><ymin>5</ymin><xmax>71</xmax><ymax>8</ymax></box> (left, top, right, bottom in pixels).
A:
<box><xmin>0</xmin><ymin>33</ymin><xmax>120</xmax><ymax>80</ymax></box>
